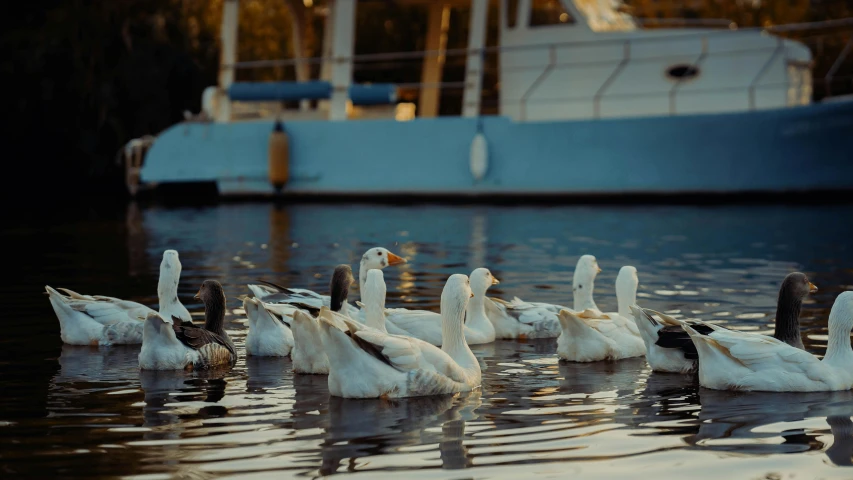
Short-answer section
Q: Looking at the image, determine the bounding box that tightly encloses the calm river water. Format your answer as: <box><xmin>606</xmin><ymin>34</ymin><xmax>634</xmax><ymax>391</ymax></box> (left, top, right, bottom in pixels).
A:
<box><xmin>2</xmin><ymin>202</ymin><xmax>852</xmax><ymax>479</ymax></box>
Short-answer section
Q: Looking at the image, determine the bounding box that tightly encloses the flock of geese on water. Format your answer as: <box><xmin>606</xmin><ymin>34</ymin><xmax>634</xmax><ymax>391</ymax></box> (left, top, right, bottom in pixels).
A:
<box><xmin>46</xmin><ymin>247</ymin><xmax>853</xmax><ymax>398</ymax></box>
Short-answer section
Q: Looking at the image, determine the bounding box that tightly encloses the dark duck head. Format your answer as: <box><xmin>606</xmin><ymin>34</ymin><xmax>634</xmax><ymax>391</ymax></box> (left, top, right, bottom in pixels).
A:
<box><xmin>195</xmin><ymin>280</ymin><xmax>228</xmax><ymax>337</ymax></box>
<box><xmin>773</xmin><ymin>272</ymin><xmax>817</xmax><ymax>349</ymax></box>
<box><xmin>330</xmin><ymin>264</ymin><xmax>355</xmax><ymax>313</ymax></box>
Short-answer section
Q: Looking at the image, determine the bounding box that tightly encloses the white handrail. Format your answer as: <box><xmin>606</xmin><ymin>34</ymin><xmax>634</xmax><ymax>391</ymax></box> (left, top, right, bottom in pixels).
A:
<box><xmin>229</xmin><ymin>18</ymin><xmax>853</xmax><ymax>70</ymax></box>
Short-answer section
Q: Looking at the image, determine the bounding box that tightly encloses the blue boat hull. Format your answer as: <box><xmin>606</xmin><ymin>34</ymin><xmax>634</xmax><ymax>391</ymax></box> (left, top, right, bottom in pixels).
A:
<box><xmin>140</xmin><ymin>99</ymin><xmax>853</xmax><ymax>196</ymax></box>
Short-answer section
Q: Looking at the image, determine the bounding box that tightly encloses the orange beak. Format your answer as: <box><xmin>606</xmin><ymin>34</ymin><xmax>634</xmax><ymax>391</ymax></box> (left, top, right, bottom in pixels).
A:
<box><xmin>470</xmin><ymin>292</ymin><xmax>474</xmax><ymax>298</ymax></box>
<box><xmin>387</xmin><ymin>252</ymin><xmax>407</xmax><ymax>266</ymax></box>
<box><xmin>194</xmin><ymin>288</ymin><xmax>202</xmax><ymax>299</ymax></box>
<box><xmin>492</xmin><ymin>277</ymin><xmax>500</xmax><ymax>285</ymax></box>
<box><xmin>596</xmin><ymin>266</ymin><xmax>602</xmax><ymax>273</ymax></box>
<box><xmin>809</xmin><ymin>282</ymin><xmax>818</xmax><ymax>293</ymax></box>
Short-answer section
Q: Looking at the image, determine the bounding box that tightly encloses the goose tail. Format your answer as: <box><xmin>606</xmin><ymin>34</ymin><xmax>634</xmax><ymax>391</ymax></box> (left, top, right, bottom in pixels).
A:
<box><xmin>558</xmin><ymin>309</ymin><xmax>598</xmax><ymax>338</ymax></box>
<box><xmin>46</xmin><ymin>285</ymin><xmax>103</xmax><ymax>345</ymax></box>
<box><xmin>140</xmin><ymin>311</ymin><xmax>178</xmax><ymax>348</ymax></box>
<box><xmin>247</xmin><ymin>284</ymin><xmax>275</xmax><ymax>300</ymax></box>
<box><xmin>629</xmin><ymin>304</ymin><xmax>660</xmax><ymax>346</ymax></box>
<box><xmin>318</xmin><ymin>311</ymin><xmax>361</xmax><ymax>369</ymax></box>
<box><xmin>243</xmin><ymin>297</ymin><xmax>259</xmax><ymax>326</ymax></box>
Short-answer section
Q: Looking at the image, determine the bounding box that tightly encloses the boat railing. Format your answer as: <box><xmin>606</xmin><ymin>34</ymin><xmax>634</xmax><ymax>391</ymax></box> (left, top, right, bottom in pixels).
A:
<box><xmin>232</xmin><ymin>18</ymin><xmax>853</xmax><ymax>69</ymax></box>
<box><xmin>229</xmin><ymin>18</ymin><xmax>853</xmax><ymax>118</ymax></box>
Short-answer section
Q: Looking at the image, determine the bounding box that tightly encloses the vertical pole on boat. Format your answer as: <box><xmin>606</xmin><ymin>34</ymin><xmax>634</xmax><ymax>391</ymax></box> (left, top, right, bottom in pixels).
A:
<box><xmin>284</xmin><ymin>0</ymin><xmax>311</xmax><ymax>112</ymax></box>
<box><xmin>320</xmin><ymin>0</ymin><xmax>335</xmax><ymax>82</ymax></box>
<box><xmin>318</xmin><ymin>0</ymin><xmax>335</xmax><ymax>113</ymax></box>
<box><xmin>329</xmin><ymin>0</ymin><xmax>357</xmax><ymax>120</ymax></box>
<box><xmin>462</xmin><ymin>0</ymin><xmax>488</xmax><ymax>118</ymax></box>
<box><xmin>419</xmin><ymin>3</ymin><xmax>451</xmax><ymax>118</ymax></box>
<box><xmin>217</xmin><ymin>0</ymin><xmax>239</xmax><ymax>123</ymax></box>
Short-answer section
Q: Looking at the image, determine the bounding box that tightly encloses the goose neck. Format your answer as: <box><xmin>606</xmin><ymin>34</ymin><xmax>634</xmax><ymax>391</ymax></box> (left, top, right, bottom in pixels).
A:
<box><xmin>365</xmin><ymin>306</ymin><xmax>388</xmax><ymax>334</ymax></box>
<box><xmin>823</xmin><ymin>317</ymin><xmax>853</xmax><ymax>367</ymax></box>
<box><xmin>203</xmin><ymin>297</ymin><xmax>227</xmax><ymax>337</ymax></box>
<box><xmin>774</xmin><ymin>289</ymin><xmax>803</xmax><ymax>347</ymax></box>
<box><xmin>573</xmin><ymin>280</ymin><xmax>597</xmax><ymax>312</ymax></box>
<box><xmin>441</xmin><ymin>302</ymin><xmax>477</xmax><ymax>372</ymax></box>
<box><xmin>465</xmin><ymin>295</ymin><xmax>493</xmax><ymax>334</ymax></box>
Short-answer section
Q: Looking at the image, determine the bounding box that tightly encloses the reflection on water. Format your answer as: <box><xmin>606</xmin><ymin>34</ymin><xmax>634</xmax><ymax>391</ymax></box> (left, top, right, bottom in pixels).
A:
<box><xmin>2</xmin><ymin>202</ymin><xmax>853</xmax><ymax>478</ymax></box>
<box><xmin>690</xmin><ymin>389</ymin><xmax>853</xmax><ymax>458</ymax></box>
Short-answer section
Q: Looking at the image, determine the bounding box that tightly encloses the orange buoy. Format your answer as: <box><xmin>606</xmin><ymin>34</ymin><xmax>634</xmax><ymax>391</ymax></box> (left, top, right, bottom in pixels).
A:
<box><xmin>268</xmin><ymin>119</ymin><xmax>290</xmax><ymax>192</ymax></box>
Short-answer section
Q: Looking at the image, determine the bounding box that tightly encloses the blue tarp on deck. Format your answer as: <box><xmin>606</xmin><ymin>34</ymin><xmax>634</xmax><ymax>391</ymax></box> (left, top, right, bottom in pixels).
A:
<box><xmin>229</xmin><ymin>81</ymin><xmax>397</xmax><ymax>105</ymax></box>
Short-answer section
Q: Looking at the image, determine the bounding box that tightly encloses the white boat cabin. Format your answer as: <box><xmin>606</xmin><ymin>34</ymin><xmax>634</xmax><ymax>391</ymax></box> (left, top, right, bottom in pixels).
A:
<box><xmin>498</xmin><ymin>0</ymin><xmax>812</xmax><ymax>121</ymax></box>
<box><xmin>207</xmin><ymin>0</ymin><xmax>814</xmax><ymax>123</ymax></box>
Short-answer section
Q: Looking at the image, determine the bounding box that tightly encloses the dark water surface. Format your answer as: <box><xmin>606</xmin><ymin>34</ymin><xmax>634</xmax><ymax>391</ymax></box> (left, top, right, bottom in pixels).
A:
<box><xmin>2</xmin><ymin>202</ymin><xmax>853</xmax><ymax>479</ymax></box>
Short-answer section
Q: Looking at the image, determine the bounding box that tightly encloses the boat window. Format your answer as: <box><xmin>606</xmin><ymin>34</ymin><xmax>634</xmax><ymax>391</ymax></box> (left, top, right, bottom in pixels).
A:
<box><xmin>571</xmin><ymin>0</ymin><xmax>636</xmax><ymax>32</ymax></box>
<box><xmin>530</xmin><ymin>0</ymin><xmax>575</xmax><ymax>27</ymax></box>
<box><xmin>506</xmin><ymin>0</ymin><xmax>518</xmax><ymax>28</ymax></box>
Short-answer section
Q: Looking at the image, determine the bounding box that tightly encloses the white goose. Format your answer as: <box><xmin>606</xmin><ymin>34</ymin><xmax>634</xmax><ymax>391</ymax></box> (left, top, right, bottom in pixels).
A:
<box><xmin>244</xmin><ymin>297</ymin><xmax>294</xmax><ymax>357</ymax></box>
<box><xmin>485</xmin><ymin>255</ymin><xmax>607</xmax><ymax>339</ymax></box>
<box><xmin>139</xmin><ymin>280</ymin><xmax>237</xmax><ymax>370</ymax></box>
<box><xmin>556</xmin><ymin>264</ymin><xmax>645</xmax><ymax>362</ymax></box>
<box><xmin>46</xmin><ymin>250</ymin><xmax>192</xmax><ymax>345</ymax></box>
<box><xmin>683</xmin><ymin>291</ymin><xmax>853</xmax><ymax>392</ymax></box>
<box><xmin>319</xmin><ymin>273</ymin><xmax>482</xmax><ymax>398</ymax></box>
<box><xmin>247</xmin><ymin>247</ymin><xmax>406</xmax><ymax>318</ymax></box>
<box><xmin>382</xmin><ymin>268</ymin><xmax>498</xmax><ymax>346</ymax></box>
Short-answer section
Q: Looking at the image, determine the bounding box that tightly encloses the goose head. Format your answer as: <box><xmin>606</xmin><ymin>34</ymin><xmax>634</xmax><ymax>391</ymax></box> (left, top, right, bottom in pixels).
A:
<box><xmin>195</xmin><ymin>279</ymin><xmax>225</xmax><ymax>303</ymax></box>
<box><xmin>774</xmin><ymin>272</ymin><xmax>818</xmax><ymax>348</ymax></box>
<box><xmin>573</xmin><ymin>255</ymin><xmax>601</xmax><ymax>289</ymax></box>
<box><xmin>361</xmin><ymin>247</ymin><xmax>407</xmax><ymax>270</ymax></box>
<box><xmin>441</xmin><ymin>274</ymin><xmax>474</xmax><ymax>315</ymax></box>
<box><xmin>157</xmin><ymin>250</ymin><xmax>182</xmax><ymax>301</ymax></box>
<box><xmin>195</xmin><ymin>280</ymin><xmax>227</xmax><ymax>331</ymax></box>
<box><xmin>780</xmin><ymin>272</ymin><xmax>818</xmax><ymax>301</ymax></box>
<box><xmin>572</xmin><ymin>255</ymin><xmax>601</xmax><ymax>311</ymax></box>
<box><xmin>330</xmin><ymin>264</ymin><xmax>355</xmax><ymax>312</ymax></box>
<box><xmin>470</xmin><ymin>268</ymin><xmax>499</xmax><ymax>299</ymax></box>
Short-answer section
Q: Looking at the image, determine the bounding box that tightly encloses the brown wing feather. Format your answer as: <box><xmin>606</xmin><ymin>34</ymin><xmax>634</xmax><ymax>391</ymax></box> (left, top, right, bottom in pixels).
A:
<box><xmin>171</xmin><ymin>315</ymin><xmax>195</xmax><ymax>328</ymax></box>
<box><xmin>289</xmin><ymin>302</ymin><xmax>321</xmax><ymax>317</ymax></box>
<box><xmin>173</xmin><ymin>324</ymin><xmax>236</xmax><ymax>357</ymax></box>
<box><xmin>344</xmin><ymin>330</ymin><xmax>397</xmax><ymax>369</ymax></box>
<box><xmin>257</xmin><ymin>279</ymin><xmax>296</xmax><ymax>294</ymax></box>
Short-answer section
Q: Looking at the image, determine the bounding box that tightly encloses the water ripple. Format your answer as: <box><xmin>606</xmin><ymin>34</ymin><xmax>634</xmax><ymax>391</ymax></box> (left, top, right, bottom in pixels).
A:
<box><xmin>2</xmin><ymin>203</ymin><xmax>853</xmax><ymax>478</ymax></box>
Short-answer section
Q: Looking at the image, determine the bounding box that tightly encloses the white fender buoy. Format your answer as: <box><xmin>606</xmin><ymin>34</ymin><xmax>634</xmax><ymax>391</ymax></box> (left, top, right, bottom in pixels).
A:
<box><xmin>201</xmin><ymin>86</ymin><xmax>218</xmax><ymax>120</ymax></box>
<box><xmin>469</xmin><ymin>130</ymin><xmax>488</xmax><ymax>182</ymax></box>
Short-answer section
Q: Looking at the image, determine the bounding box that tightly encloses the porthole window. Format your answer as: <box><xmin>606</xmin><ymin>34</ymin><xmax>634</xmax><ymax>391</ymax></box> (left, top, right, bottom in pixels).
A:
<box><xmin>530</xmin><ymin>0</ymin><xmax>575</xmax><ymax>27</ymax></box>
<box><xmin>666</xmin><ymin>64</ymin><xmax>700</xmax><ymax>81</ymax></box>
